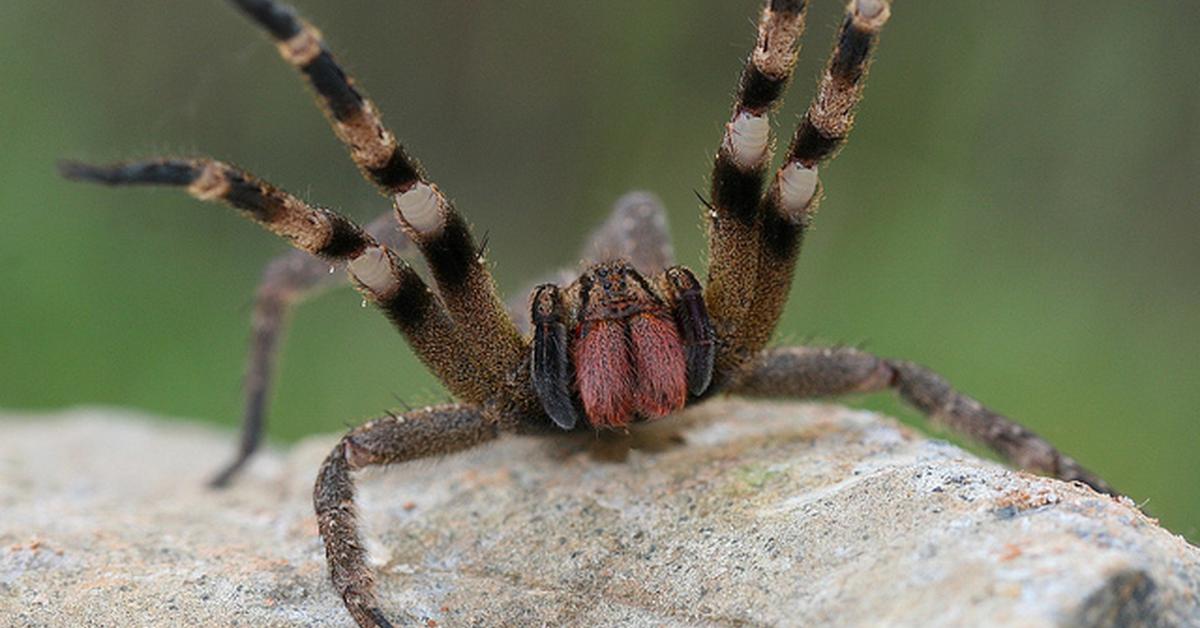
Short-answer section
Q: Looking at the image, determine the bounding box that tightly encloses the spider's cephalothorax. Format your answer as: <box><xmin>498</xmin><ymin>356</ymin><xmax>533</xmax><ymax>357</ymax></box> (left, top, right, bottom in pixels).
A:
<box><xmin>62</xmin><ymin>1</ymin><xmax>1120</xmax><ymax>626</ymax></box>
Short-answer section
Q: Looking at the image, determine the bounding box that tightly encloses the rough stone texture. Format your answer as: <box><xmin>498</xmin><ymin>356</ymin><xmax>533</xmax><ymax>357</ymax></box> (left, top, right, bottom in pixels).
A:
<box><xmin>1</xmin><ymin>401</ymin><xmax>1197</xmax><ymax>627</ymax></box>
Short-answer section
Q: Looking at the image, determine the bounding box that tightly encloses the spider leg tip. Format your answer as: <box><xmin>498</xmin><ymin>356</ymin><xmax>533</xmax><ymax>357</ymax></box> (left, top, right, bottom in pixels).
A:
<box><xmin>56</xmin><ymin>159</ymin><xmax>98</xmax><ymax>181</ymax></box>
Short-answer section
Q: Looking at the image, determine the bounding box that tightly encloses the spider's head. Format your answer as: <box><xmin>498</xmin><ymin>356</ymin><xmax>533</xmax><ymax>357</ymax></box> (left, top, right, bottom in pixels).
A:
<box><xmin>530</xmin><ymin>261</ymin><xmax>714</xmax><ymax>431</ymax></box>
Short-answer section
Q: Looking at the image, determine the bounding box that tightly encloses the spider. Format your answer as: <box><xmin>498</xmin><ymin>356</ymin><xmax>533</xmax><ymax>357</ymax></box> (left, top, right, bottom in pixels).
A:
<box><xmin>60</xmin><ymin>0</ymin><xmax>1118</xmax><ymax>625</ymax></box>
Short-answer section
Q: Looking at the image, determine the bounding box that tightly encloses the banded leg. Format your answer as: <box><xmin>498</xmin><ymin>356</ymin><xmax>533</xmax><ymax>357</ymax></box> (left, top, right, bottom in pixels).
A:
<box><xmin>229</xmin><ymin>0</ymin><xmax>526</xmax><ymax>388</ymax></box>
<box><xmin>730</xmin><ymin>346</ymin><xmax>1116</xmax><ymax>495</ymax></box>
<box><xmin>211</xmin><ymin>212</ymin><xmax>412</xmax><ymax>487</ymax></box>
<box><xmin>745</xmin><ymin>0</ymin><xmax>891</xmax><ymax>351</ymax></box>
<box><xmin>59</xmin><ymin>158</ymin><xmax>490</xmax><ymax>406</ymax></box>
<box><xmin>705</xmin><ymin>0</ymin><xmax>810</xmax><ymax>376</ymax></box>
<box><xmin>314</xmin><ymin>405</ymin><xmax>501</xmax><ymax>628</ymax></box>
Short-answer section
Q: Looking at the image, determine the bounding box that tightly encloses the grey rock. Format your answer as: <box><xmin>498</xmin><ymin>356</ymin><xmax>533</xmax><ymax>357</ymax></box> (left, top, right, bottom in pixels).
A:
<box><xmin>0</xmin><ymin>401</ymin><xmax>1196</xmax><ymax>627</ymax></box>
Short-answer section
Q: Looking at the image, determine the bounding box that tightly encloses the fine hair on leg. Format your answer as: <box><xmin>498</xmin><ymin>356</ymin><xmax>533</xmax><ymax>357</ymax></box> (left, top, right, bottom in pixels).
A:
<box><xmin>230</xmin><ymin>0</ymin><xmax>527</xmax><ymax>391</ymax></box>
<box><xmin>730</xmin><ymin>345</ymin><xmax>1115</xmax><ymax>495</ymax></box>
<box><xmin>59</xmin><ymin>158</ymin><xmax>491</xmax><ymax>406</ymax></box>
<box><xmin>705</xmin><ymin>0</ymin><xmax>810</xmax><ymax>376</ymax></box>
<box><xmin>314</xmin><ymin>405</ymin><xmax>501</xmax><ymax>627</ymax></box>
<box><xmin>744</xmin><ymin>0</ymin><xmax>891</xmax><ymax>352</ymax></box>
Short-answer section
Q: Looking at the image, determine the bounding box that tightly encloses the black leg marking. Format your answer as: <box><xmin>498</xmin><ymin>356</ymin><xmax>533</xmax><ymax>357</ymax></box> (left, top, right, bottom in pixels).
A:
<box><xmin>58</xmin><ymin>159</ymin><xmax>197</xmax><ymax>186</ymax></box>
<box><xmin>61</xmin><ymin>158</ymin><xmax>373</xmax><ymax>258</ymax></box>
<box><xmin>301</xmin><ymin>50</ymin><xmax>365</xmax><ymax>122</ymax></box>
<box><xmin>229</xmin><ymin>0</ymin><xmax>302</xmax><ymax>40</ymax></box>
<box><xmin>712</xmin><ymin>155</ymin><xmax>766</xmax><ymax>226</ymax></box>
<box><xmin>786</xmin><ymin>117</ymin><xmax>843</xmax><ymax>166</ymax></box>
<box><xmin>364</xmin><ymin>146</ymin><xmax>421</xmax><ymax>192</ymax></box>
<box><xmin>419</xmin><ymin>213</ymin><xmax>477</xmax><ymax>291</ymax></box>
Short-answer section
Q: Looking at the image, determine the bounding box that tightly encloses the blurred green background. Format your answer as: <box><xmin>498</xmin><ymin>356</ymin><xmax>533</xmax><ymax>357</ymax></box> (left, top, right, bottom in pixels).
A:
<box><xmin>1</xmin><ymin>1</ymin><xmax>1196</xmax><ymax>537</ymax></box>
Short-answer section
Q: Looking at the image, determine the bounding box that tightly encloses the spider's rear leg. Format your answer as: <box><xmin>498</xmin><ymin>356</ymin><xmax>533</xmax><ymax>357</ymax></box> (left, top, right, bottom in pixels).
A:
<box><xmin>230</xmin><ymin>0</ymin><xmax>527</xmax><ymax>390</ymax></box>
<box><xmin>210</xmin><ymin>213</ymin><xmax>414</xmax><ymax>487</ymax></box>
<box><xmin>60</xmin><ymin>158</ymin><xmax>493</xmax><ymax>409</ymax></box>
<box><xmin>314</xmin><ymin>404</ymin><xmax>509</xmax><ymax>628</ymax></box>
<box><xmin>730</xmin><ymin>346</ymin><xmax>1116</xmax><ymax>495</ymax></box>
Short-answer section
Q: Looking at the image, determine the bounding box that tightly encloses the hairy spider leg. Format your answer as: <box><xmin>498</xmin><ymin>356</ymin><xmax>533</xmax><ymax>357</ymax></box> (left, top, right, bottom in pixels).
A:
<box><xmin>746</xmin><ymin>0</ymin><xmax>891</xmax><ymax>352</ymax></box>
<box><xmin>730</xmin><ymin>346</ymin><xmax>1115</xmax><ymax>495</ymax></box>
<box><xmin>704</xmin><ymin>0</ymin><xmax>892</xmax><ymax>384</ymax></box>
<box><xmin>705</xmin><ymin>0</ymin><xmax>810</xmax><ymax>377</ymax></box>
<box><xmin>314</xmin><ymin>404</ymin><xmax>509</xmax><ymax>628</ymax></box>
<box><xmin>235</xmin><ymin>190</ymin><xmax>675</xmax><ymax>481</ymax></box>
<box><xmin>229</xmin><ymin>0</ymin><xmax>526</xmax><ymax>391</ymax></box>
<box><xmin>58</xmin><ymin>159</ymin><xmax>490</xmax><ymax>409</ymax></box>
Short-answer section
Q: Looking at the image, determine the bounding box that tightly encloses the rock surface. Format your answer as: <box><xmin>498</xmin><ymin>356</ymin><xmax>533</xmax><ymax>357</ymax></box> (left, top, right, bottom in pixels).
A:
<box><xmin>0</xmin><ymin>401</ymin><xmax>1197</xmax><ymax>627</ymax></box>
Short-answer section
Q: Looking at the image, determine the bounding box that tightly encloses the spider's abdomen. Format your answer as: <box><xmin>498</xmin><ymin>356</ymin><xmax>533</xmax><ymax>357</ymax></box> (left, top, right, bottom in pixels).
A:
<box><xmin>573</xmin><ymin>311</ymin><xmax>687</xmax><ymax>429</ymax></box>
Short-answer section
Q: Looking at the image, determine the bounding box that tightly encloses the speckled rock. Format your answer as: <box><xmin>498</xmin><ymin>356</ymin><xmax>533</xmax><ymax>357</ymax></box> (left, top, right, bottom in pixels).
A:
<box><xmin>1</xmin><ymin>402</ymin><xmax>1197</xmax><ymax>627</ymax></box>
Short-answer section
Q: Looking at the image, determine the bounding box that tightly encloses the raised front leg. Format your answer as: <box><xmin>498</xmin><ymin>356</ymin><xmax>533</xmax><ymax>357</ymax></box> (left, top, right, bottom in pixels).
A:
<box><xmin>705</xmin><ymin>0</ymin><xmax>810</xmax><ymax>376</ymax></box>
<box><xmin>704</xmin><ymin>0</ymin><xmax>891</xmax><ymax>382</ymax></box>
<box><xmin>230</xmin><ymin>0</ymin><xmax>527</xmax><ymax>389</ymax></box>
<box><xmin>314</xmin><ymin>405</ymin><xmax>502</xmax><ymax>628</ymax></box>
<box><xmin>59</xmin><ymin>158</ymin><xmax>490</xmax><ymax>408</ymax></box>
<box><xmin>730</xmin><ymin>346</ymin><xmax>1116</xmax><ymax>495</ymax></box>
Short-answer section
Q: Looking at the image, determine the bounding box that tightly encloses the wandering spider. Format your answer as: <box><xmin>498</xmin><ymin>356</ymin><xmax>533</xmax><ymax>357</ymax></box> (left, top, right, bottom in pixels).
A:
<box><xmin>61</xmin><ymin>0</ymin><xmax>1119</xmax><ymax>625</ymax></box>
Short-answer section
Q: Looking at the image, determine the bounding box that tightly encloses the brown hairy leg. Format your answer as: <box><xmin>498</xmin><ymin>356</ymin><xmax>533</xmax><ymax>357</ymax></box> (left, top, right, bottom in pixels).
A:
<box><xmin>744</xmin><ymin>0</ymin><xmax>891</xmax><ymax>352</ymax></box>
<box><xmin>705</xmin><ymin>0</ymin><xmax>809</xmax><ymax>375</ymax></box>
<box><xmin>705</xmin><ymin>0</ymin><xmax>892</xmax><ymax>382</ymax></box>
<box><xmin>211</xmin><ymin>212</ymin><xmax>413</xmax><ymax>487</ymax></box>
<box><xmin>59</xmin><ymin>158</ymin><xmax>490</xmax><ymax>407</ymax></box>
<box><xmin>729</xmin><ymin>346</ymin><xmax>1115</xmax><ymax>495</ymax></box>
<box><xmin>314</xmin><ymin>405</ymin><xmax>508</xmax><ymax>628</ymax></box>
<box><xmin>230</xmin><ymin>0</ymin><xmax>527</xmax><ymax>391</ymax></box>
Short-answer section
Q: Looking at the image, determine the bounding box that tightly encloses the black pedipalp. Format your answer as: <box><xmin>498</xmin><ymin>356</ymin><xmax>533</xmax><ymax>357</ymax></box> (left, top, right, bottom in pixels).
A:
<box><xmin>666</xmin><ymin>267</ymin><xmax>715</xmax><ymax>396</ymax></box>
<box><xmin>530</xmin><ymin>285</ymin><xmax>582</xmax><ymax>430</ymax></box>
